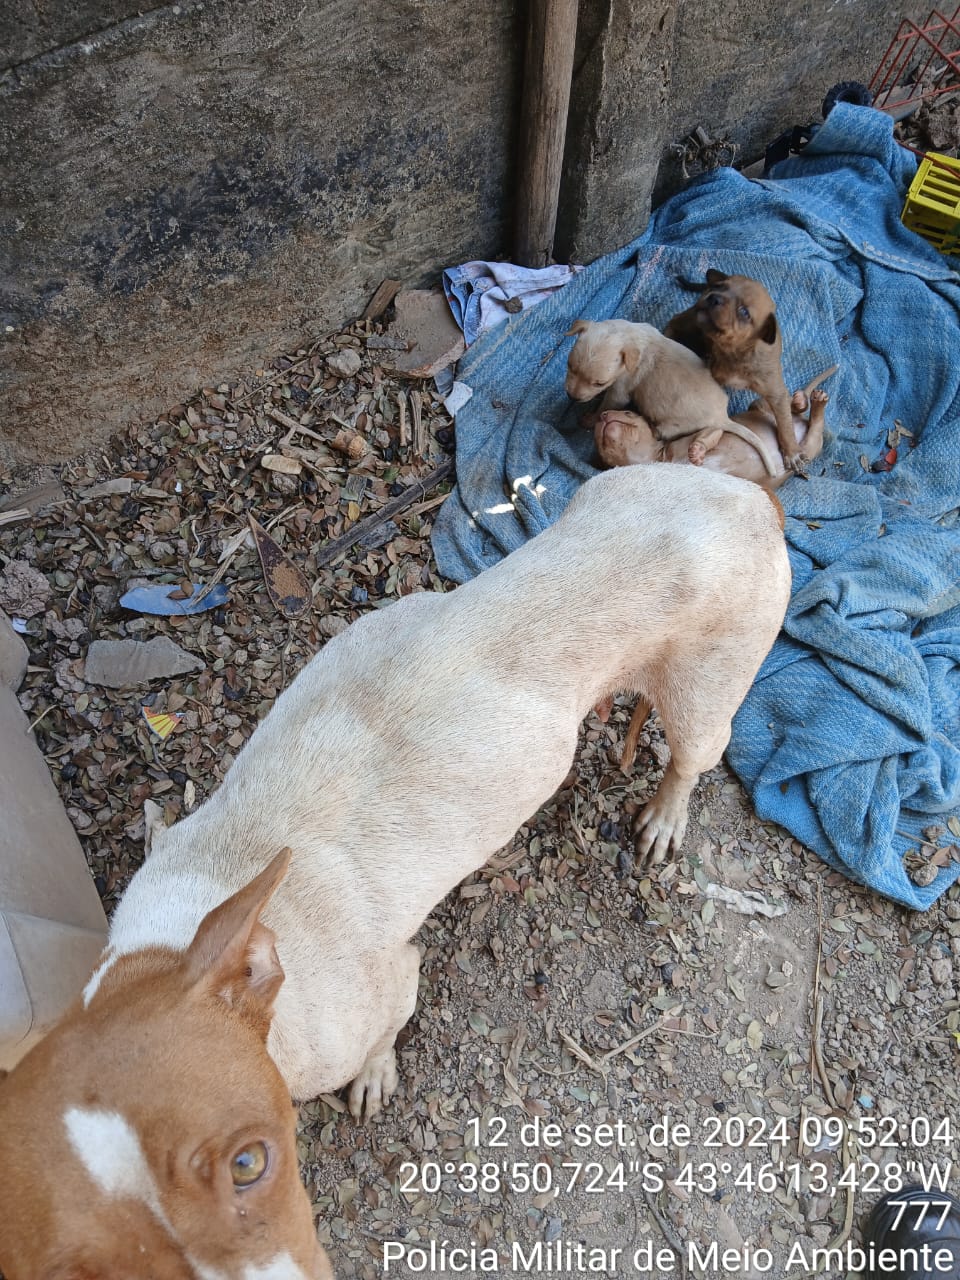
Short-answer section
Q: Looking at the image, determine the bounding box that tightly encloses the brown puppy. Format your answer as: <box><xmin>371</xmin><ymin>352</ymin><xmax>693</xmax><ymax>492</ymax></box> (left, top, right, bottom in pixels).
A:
<box><xmin>665</xmin><ymin>270</ymin><xmax>804</xmax><ymax>473</ymax></box>
<box><xmin>595</xmin><ymin>369</ymin><xmax>836</xmax><ymax>490</ymax></box>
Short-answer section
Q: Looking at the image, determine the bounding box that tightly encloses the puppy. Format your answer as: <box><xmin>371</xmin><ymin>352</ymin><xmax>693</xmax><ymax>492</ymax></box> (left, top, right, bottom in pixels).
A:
<box><xmin>595</xmin><ymin>369</ymin><xmax>836</xmax><ymax>489</ymax></box>
<box><xmin>565</xmin><ymin>318</ymin><xmax>780</xmax><ymax>477</ymax></box>
<box><xmin>664</xmin><ymin>270</ymin><xmax>803</xmax><ymax>472</ymax></box>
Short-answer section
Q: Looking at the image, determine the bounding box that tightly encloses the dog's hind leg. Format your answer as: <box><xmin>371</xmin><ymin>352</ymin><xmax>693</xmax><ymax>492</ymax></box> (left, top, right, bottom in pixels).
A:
<box><xmin>634</xmin><ymin>643</ymin><xmax>768</xmax><ymax>864</ymax></box>
<box><xmin>686</xmin><ymin>427</ymin><xmax>724</xmax><ymax>466</ymax></box>
<box><xmin>348</xmin><ymin>942</ymin><xmax>420</xmax><ymax>1120</ymax></box>
<box><xmin>658</xmin><ymin>417</ymin><xmax>781</xmax><ymax>477</ymax></box>
<box><xmin>620</xmin><ymin>697</ymin><xmax>652</xmax><ymax>773</ymax></box>
<box><xmin>633</xmin><ymin>699</ymin><xmax>730</xmax><ymax>866</ymax></box>
<box><xmin>800</xmin><ymin>389</ymin><xmax>828</xmax><ymax>462</ymax></box>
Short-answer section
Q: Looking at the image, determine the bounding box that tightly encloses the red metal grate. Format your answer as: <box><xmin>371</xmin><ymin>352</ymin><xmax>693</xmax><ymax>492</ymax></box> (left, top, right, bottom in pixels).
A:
<box><xmin>869</xmin><ymin>7</ymin><xmax>960</xmax><ymax>117</ymax></box>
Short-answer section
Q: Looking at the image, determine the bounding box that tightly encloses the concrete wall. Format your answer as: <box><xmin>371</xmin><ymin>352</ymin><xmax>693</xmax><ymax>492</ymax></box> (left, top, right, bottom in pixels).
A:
<box><xmin>1</xmin><ymin>0</ymin><xmax>896</xmax><ymax>464</ymax></box>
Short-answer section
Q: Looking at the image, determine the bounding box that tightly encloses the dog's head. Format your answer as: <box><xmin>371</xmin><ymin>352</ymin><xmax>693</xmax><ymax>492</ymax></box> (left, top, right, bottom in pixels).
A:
<box><xmin>688</xmin><ymin>270</ymin><xmax>779</xmax><ymax>355</ymax></box>
<box><xmin>594</xmin><ymin>410</ymin><xmax>659</xmax><ymax>468</ymax></box>
<box><xmin>0</xmin><ymin>850</ymin><xmax>334</xmax><ymax>1280</ymax></box>
<box><xmin>564</xmin><ymin>319</ymin><xmax>642</xmax><ymax>401</ymax></box>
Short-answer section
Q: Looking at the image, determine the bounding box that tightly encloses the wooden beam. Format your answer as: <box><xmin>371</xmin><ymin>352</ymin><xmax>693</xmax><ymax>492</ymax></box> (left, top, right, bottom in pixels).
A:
<box><xmin>515</xmin><ymin>0</ymin><xmax>579</xmax><ymax>268</ymax></box>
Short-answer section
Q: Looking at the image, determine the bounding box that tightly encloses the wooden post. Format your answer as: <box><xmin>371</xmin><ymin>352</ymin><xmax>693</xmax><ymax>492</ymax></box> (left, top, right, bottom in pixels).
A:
<box><xmin>514</xmin><ymin>0</ymin><xmax>579</xmax><ymax>268</ymax></box>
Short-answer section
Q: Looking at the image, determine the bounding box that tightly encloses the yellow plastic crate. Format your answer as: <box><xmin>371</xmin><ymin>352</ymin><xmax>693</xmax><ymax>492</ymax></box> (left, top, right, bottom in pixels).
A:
<box><xmin>902</xmin><ymin>152</ymin><xmax>960</xmax><ymax>255</ymax></box>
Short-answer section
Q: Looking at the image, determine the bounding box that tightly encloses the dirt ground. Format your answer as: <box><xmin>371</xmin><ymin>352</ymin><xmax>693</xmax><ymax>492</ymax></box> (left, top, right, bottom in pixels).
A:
<box><xmin>1</xmin><ymin>317</ymin><xmax>958</xmax><ymax>1280</ymax></box>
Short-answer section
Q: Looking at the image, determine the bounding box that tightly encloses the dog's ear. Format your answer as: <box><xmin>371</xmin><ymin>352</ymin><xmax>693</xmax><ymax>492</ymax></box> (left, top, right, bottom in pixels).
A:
<box><xmin>705</xmin><ymin>268</ymin><xmax>729</xmax><ymax>286</ymax></box>
<box><xmin>184</xmin><ymin>847</ymin><xmax>291</xmax><ymax>1034</ymax></box>
<box><xmin>566</xmin><ymin>319</ymin><xmax>589</xmax><ymax>337</ymax></box>
<box><xmin>758</xmin><ymin>313</ymin><xmax>778</xmax><ymax>345</ymax></box>
<box><xmin>621</xmin><ymin>346</ymin><xmax>640</xmax><ymax>375</ymax></box>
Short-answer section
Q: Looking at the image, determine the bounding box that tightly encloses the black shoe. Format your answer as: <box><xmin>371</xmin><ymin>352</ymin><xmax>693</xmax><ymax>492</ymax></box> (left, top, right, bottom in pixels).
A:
<box><xmin>864</xmin><ymin>1187</ymin><xmax>960</xmax><ymax>1280</ymax></box>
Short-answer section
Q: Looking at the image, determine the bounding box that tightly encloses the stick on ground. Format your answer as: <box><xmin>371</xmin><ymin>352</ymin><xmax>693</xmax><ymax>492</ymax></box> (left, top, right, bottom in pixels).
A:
<box><xmin>314</xmin><ymin>458</ymin><xmax>454</xmax><ymax>570</ymax></box>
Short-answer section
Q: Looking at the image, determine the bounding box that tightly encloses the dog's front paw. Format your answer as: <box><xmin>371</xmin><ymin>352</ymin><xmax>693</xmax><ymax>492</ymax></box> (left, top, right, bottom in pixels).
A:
<box><xmin>687</xmin><ymin>440</ymin><xmax>707</xmax><ymax>466</ymax></box>
<box><xmin>633</xmin><ymin>796</ymin><xmax>688</xmax><ymax>866</ymax></box>
<box><xmin>809</xmin><ymin>388</ymin><xmax>829</xmax><ymax>406</ymax></box>
<box><xmin>348</xmin><ymin>1046</ymin><xmax>399</xmax><ymax>1121</ymax></box>
<box><xmin>790</xmin><ymin>390</ymin><xmax>809</xmax><ymax>413</ymax></box>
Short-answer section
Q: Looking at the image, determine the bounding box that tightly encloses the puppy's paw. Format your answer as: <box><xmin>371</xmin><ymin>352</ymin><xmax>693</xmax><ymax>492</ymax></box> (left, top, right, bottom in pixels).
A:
<box><xmin>784</xmin><ymin>451</ymin><xmax>808</xmax><ymax>476</ymax></box>
<box><xmin>809</xmin><ymin>388</ymin><xmax>828</xmax><ymax>406</ymax></box>
<box><xmin>790</xmin><ymin>390</ymin><xmax>809</xmax><ymax>413</ymax></box>
<box><xmin>633</xmin><ymin>796</ymin><xmax>688</xmax><ymax>866</ymax></box>
<box><xmin>687</xmin><ymin>440</ymin><xmax>707</xmax><ymax>466</ymax></box>
<box><xmin>348</xmin><ymin>1046</ymin><xmax>399</xmax><ymax>1121</ymax></box>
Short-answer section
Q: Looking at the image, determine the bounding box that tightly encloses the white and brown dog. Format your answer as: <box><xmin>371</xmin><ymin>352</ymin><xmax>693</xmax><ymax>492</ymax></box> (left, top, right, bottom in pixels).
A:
<box><xmin>565</xmin><ymin>317</ymin><xmax>781</xmax><ymax>477</ymax></box>
<box><xmin>0</xmin><ymin>464</ymin><xmax>790</xmax><ymax>1280</ymax></box>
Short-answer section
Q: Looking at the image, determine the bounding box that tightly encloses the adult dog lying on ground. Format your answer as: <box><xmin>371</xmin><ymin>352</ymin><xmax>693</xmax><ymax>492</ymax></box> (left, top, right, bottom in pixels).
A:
<box><xmin>564</xmin><ymin>317</ymin><xmax>782</xmax><ymax>478</ymax></box>
<box><xmin>665</xmin><ymin>270</ymin><xmax>804</xmax><ymax>473</ymax></box>
<box><xmin>595</xmin><ymin>370</ymin><xmax>836</xmax><ymax>489</ymax></box>
<box><xmin>0</xmin><ymin>465</ymin><xmax>789</xmax><ymax>1280</ymax></box>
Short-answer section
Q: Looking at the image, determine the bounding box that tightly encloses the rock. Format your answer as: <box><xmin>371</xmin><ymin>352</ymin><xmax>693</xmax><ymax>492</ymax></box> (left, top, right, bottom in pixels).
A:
<box><xmin>79</xmin><ymin>478</ymin><xmax>135</xmax><ymax>499</ymax></box>
<box><xmin>930</xmin><ymin>958</ymin><xmax>952</xmax><ymax>985</ymax></box>
<box><xmin>0</xmin><ymin>609</ymin><xmax>28</xmax><ymax>689</ymax></box>
<box><xmin>326</xmin><ymin>348</ymin><xmax>362</xmax><ymax>378</ymax></box>
<box><xmin>43</xmin><ymin>611</ymin><xmax>86</xmax><ymax>643</ymax></box>
<box><xmin>84</xmin><ymin>637</ymin><xmax>204</xmax><ymax>688</ymax></box>
<box><xmin>385</xmin><ymin>289</ymin><xmax>465</xmax><ymax>378</ymax></box>
<box><xmin>147</xmin><ymin>539</ymin><xmax>176</xmax><ymax>562</ymax></box>
<box><xmin>0</xmin><ymin>561</ymin><xmax>51</xmax><ymax>618</ymax></box>
<box><xmin>910</xmin><ymin>863</ymin><xmax>938</xmax><ymax>887</ymax></box>
<box><xmin>0</xmin><ymin>482</ymin><xmax>67</xmax><ymax>516</ymax></box>
<box><xmin>318</xmin><ymin>614</ymin><xmax>348</xmax><ymax>639</ymax></box>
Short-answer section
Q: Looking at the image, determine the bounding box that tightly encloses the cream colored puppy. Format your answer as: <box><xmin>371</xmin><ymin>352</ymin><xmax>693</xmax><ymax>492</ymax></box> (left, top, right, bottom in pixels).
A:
<box><xmin>565</xmin><ymin>317</ymin><xmax>781</xmax><ymax>477</ymax></box>
<box><xmin>79</xmin><ymin>465</ymin><xmax>789</xmax><ymax>1124</ymax></box>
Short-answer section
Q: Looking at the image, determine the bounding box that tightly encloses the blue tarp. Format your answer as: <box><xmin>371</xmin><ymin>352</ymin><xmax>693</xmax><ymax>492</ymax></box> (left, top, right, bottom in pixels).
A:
<box><xmin>431</xmin><ymin>104</ymin><xmax>960</xmax><ymax>909</ymax></box>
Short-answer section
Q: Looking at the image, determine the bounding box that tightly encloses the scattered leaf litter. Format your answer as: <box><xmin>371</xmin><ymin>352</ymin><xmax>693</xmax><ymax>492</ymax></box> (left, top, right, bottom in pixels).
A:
<box><xmin>1</xmin><ymin>307</ymin><xmax>957</xmax><ymax>1279</ymax></box>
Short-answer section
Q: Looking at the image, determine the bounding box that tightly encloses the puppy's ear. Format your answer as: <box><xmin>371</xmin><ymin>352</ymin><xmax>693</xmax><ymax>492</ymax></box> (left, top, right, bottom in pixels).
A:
<box><xmin>621</xmin><ymin>346</ymin><xmax>640</xmax><ymax>374</ymax></box>
<box><xmin>566</xmin><ymin>319</ymin><xmax>589</xmax><ymax>337</ymax></box>
<box><xmin>758</xmin><ymin>313</ymin><xmax>778</xmax><ymax>345</ymax></box>
<box><xmin>705</xmin><ymin>268</ymin><xmax>729</xmax><ymax>285</ymax></box>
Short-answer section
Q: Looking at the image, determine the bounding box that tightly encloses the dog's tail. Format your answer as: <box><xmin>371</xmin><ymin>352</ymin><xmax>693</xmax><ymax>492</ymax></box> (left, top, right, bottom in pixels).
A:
<box><xmin>801</xmin><ymin>364</ymin><xmax>839</xmax><ymax>396</ymax></box>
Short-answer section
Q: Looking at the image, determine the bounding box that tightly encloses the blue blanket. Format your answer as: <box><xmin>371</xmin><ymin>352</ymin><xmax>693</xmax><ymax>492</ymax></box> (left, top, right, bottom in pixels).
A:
<box><xmin>431</xmin><ymin>104</ymin><xmax>960</xmax><ymax>909</ymax></box>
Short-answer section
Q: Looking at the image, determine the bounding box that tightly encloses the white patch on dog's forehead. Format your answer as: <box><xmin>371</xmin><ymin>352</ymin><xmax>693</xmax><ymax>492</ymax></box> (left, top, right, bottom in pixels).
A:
<box><xmin>63</xmin><ymin>1105</ymin><xmax>171</xmax><ymax>1230</ymax></box>
<box><xmin>64</xmin><ymin>1107</ymin><xmax>297</xmax><ymax>1280</ymax></box>
<box><xmin>243</xmin><ymin>1255</ymin><xmax>310</xmax><ymax>1280</ymax></box>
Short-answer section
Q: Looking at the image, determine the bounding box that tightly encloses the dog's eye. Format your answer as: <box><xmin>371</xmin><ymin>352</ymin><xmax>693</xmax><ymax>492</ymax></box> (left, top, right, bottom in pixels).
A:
<box><xmin>231</xmin><ymin>1141</ymin><xmax>269</xmax><ymax>1187</ymax></box>
<box><xmin>737</xmin><ymin>305</ymin><xmax>750</xmax><ymax>322</ymax></box>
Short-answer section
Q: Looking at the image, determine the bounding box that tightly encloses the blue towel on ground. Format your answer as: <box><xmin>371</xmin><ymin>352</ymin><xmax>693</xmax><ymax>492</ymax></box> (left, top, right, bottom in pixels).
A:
<box><xmin>431</xmin><ymin>104</ymin><xmax>960</xmax><ymax>909</ymax></box>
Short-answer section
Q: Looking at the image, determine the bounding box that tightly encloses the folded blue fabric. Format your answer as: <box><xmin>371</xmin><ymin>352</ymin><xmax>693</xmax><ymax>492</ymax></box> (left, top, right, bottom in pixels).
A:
<box><xmin>431</xmin><ymin>104</ymin><xmax>960</xmax><ymax>908</ymax></box>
